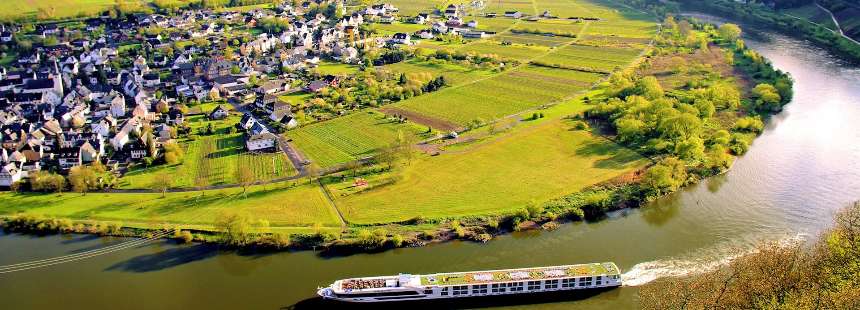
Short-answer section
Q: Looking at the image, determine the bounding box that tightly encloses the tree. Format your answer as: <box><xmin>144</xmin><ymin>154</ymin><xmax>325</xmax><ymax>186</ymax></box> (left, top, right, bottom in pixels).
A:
<box><xmin>658</xmin><ymin>113</ymin><xmax>702</xmax><ymax>141</ymax></box>
<box><xmin>668</xmin><ymin>56</ymin><xmax>687</xmax><ymax>74</ymax></box>
<box><xmin>641</xmin><ymin>157</ymin><xmax>687</xmax><ymax>197</ymax></box>
<box><xmin>305</xmin><ymin>164</ymin><xmax>320</xmax><ymax>184</ymax></box>
<box><xmin>752</xmin><ymin>83</ymin><xmax>782</xmax><ymax>111</ymax></box>
<box><xmin>68</xmin><ymin>166</ymin><xmax>97</xmax><ymax>195</ymax></box>
<box><xmin>163</xmin><ymin>142</ymin><xmax>184</xmax><ymax>164</ymax></box>
<box><xmin>194</xmin><ymin>175</ymin><xmax>207</xmax><ymax>199</ymax></box>
<box><xmin>376</xmin><ymin>146</ymin><xmax>399</xmax><ymax>170</ymax></box>
<box><xmin>151</xmin><ymin>172</ymin><xmax>172</xmax><ymax>198</ymax></box>
<box><xmin>718</xmin><ymin>23</ymin><xmax>742</xmax><ymax>42</ymax></box>
<box><xmin>215</xmin><ymin>211</ymin><xmax>252</xmax><ymax>245</ymax></box>
<box><xmin>237</xmin><ymin>165</ymin><xmax>254</xmax><ymax>196</ymax></box>
<box><xmin>636</xmin><ymin>76</ymin><xmax>664</xmax><ymax>100</ymax></box>
<box><xmin>145</xmin><ymin>132</ymin><xmax>157</xmax><ymax>158</ymax></box>
<box><xmin>393</xmin><ymin>131</ymin><xmax>417</xmax><ymax>165</ymax></box>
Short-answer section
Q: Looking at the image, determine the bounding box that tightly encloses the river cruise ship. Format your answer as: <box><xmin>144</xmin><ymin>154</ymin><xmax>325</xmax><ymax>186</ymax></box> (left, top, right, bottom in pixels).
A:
<box><xmin>317</xmin><ymin>262</ymin><xmax>622</xmax><ymax>303</ymax></box>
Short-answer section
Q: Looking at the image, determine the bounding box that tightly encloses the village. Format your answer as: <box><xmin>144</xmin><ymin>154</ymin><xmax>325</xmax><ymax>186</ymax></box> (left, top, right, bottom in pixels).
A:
<box><xmin>0</xmin><ymin>1</ymin><xmax>519</xmax><ymax>189</ymax></box>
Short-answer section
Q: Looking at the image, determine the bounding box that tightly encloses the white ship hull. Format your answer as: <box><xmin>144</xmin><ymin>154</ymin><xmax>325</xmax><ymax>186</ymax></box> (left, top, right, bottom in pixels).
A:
<box><xmin>317</xmin><ymin>262</ymin><xmax>622</xmax><ymax>303</ymax></box>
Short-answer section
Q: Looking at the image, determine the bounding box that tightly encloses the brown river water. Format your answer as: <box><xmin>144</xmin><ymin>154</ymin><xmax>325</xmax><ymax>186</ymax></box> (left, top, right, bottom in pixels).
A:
<box><xmin>2</xmin><ymin>17</ymin><xmax>860</xmax><ymax>310</ymax></box>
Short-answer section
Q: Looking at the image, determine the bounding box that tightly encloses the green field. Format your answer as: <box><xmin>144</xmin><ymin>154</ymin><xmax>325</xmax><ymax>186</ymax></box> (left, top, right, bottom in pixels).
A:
<box><xmin>278</xmin><ymin>91</ymin><xmax>314</xmax><ymax>105</ymax></box>
<box><xmin>371</xmin><ymin>22</ymin><xmax>427</xmax><ymax>36</ymax></box>
<box><xmin>493</xmin><ymin>33</ymin><xmax>576</xmax><ymax>47</ymax></box>
<box><xmin>535</xmin><ymin>44</ymin><xmax>642</xmax><ymax>71</ymax></box>
<box><xmin>286</xmin><ymin>111</ymin><xmax>428</xmax><ymax>168</ymax></box>
<box><xmin>391</xmin><ymin>64</ymin><xmax>602</xmax><ymax>127</ymax></box>
<box><xmin>0</xmin><ymin>183</ymin><xmax>341</xmax><ymax>228</ymax></box>
<box><xmin>457</xmin><ymin>41</ymin><xmax>549</xmax><ymax>61</ymax></box>
<box><xmin>337</xmin><ymin>99</ymin><xmax>648</xmax><ymax>224</ymax></box>
<box><xmin>383</xmin><ymin>59</ymin><xmax>494</xmax><ymax>86</ymax></box>
<box><xmin>315</xmin><ymin>61</ymin><xmax>360</xmax><ymax>75</ymax></box>
<box><xmin>473</xmin><ymin>17</ymin><xmax>520</xmax><ymax>32</ymax></box>
<box><xmin>0</xmin><ymin>0</ymin><xmax>117</xmax><ymax>20</ymax></box>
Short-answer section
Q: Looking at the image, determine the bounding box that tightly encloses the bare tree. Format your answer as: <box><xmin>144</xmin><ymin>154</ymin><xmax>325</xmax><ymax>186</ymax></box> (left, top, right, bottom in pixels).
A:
<box><xmin>194</xmin><ymin>175</ymin><xmax>207</xmax><ymax>200</ymax></box>
<box><xmin>68</xmin><ymin>166</ymin><xmax>96</xmax><ymax>196</ymax></box>
<box><xmin>236</xmin><ymin>165</ymin><xmax>254</xmax><ymax>197</ymax></box>
<box><xmin>151</xmin><ymin>172</ymin><xmax>172</xmax><ymax>198</ymax></box>
<box><xmin>305</xmin><ymin>164</ymin><xmax>320</xmax><ymax>185</ymax></box>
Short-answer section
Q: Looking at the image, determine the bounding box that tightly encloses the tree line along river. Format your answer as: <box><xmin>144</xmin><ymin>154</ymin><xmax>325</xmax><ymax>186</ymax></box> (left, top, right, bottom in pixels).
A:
<box><xmin>1</xmin><ymin>15</ymin><xmax>860</xmax><ymax>310</ymax></box>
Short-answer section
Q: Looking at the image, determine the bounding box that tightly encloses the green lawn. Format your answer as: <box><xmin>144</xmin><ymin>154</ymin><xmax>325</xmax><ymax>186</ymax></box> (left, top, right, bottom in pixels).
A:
<box><xmin>337</xmin><ymin>98</ymin><xmax>648</xmax><ymax>224</ymax></box>
<box><xmin>370</xmin><ymin>22</ymin><xmax>427</xmax><ymax>36</ymax></box>
<box><xmin>0</xmin><ymin>183</ymin><xmax>341</xmax><ymax>228</ymax></box>
<box><xmin>278</xmin><ymin>91</ymin><xmax>314</xmax><ymax>106</ymax></box>
<box><xmin>315</xmin><ymin>61</ymin><xmax>360</xmax><ymax>76</ymax></box>
<box><xmin>287</xmin><ymin>111</ymin><xmax>429</xmax><ymax>168</ymax></box>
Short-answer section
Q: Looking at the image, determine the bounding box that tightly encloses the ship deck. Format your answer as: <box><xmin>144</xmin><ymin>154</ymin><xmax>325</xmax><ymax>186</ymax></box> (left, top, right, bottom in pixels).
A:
<box><xmin>419</xmin><ymin>262</ymin><xmax>619</xmax><ymax>286</ymax></box>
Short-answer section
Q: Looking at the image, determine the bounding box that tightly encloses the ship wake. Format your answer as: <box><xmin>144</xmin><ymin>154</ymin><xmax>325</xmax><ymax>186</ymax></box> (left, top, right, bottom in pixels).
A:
<box><xmin>620</xmin><ymin>233</ymin><xmax>807</xmax><ymax>287</ymax></box>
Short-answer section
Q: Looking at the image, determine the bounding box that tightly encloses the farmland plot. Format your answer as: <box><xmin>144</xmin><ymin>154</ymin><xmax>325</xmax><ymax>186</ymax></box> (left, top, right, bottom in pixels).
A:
<box><xmin>512</xmin><ymin>19</ymin><xmax>587</xmax><ymax>36</ymax></box>
<box><xmin>535</xmin><ymin>44</ymin><xmax>642</xmax><ymax>72</ymax></box>
<box><xmin>383</xmin><ymin>59</ymin><xmax>494</xmax><ymax>86</ymax></box>
<box><xmin>492</xmin><ymin>33</ymin><xmax>574</xmax><ymax>47</ymax></box>
<box><xmin>457</xmin><ymin>41</ymin><xmax>548</xmax><ymax>62</ymax></box>
<box><xmin>287</xmin><ymin>111</ymin><xmax>427</xmax><ymax>168</ymax></box>
<box><xmin>394</xmin><ymin>65</ymin><xmax>594</xmax><ymax>126</ymax></box>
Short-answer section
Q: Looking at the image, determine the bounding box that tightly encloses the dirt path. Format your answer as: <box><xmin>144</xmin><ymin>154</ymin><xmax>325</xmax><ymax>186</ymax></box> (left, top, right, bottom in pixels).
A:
<box><xmin>317</xmin><ymin>180</ymin><xmax>347</xmax><ymax>232</ymax></box>
<box><xmin>815</xmin><ymin>1</ymin><xmax>860</xmax><ymax>45</ymax></box>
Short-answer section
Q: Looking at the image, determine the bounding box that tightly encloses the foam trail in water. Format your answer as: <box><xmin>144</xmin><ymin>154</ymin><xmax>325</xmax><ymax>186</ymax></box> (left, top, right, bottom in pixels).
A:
<box><xmin>620</xmin><ymin>233</ymin><xmax>807</xmax><ymax>287</ymax></box>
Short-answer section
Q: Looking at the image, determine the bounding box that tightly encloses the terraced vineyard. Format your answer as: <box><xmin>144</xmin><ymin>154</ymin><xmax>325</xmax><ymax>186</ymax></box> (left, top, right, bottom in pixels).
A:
<box><xmin>492</xmin><ymin>33</ymin><xmax>575</xmax><ymax>47</ymax></box>
<box><xmin>384</xmin><ymin>59</ymin><xmax>494</xmax><ymax>86</ymax></box>
<box><xmin>117</xmin><ymin>135</ymin><xmax>296</xmax><ymax>189</ymax></box>
<box><xmin>535</xmin><ymin>44</ymin><xmax>643</xmax><ymax>72</ymax></box>
<box><xmin>457</xmin><ymin>42</ymin><xmax>548</xmax><ymax>61</ymax></box>
<box><xmin>286</xmin><ymin>111</ymin><xmax>428</xmax><ymax>168</ymax></box>
<box><xmin>512</xmin><ymin>19</ymin><xmax>587</xmax><ymax>36</ymax></box>
<box><xmin>392</xmin><ymin>64</ymin><xmax>600</xmax><ymax>126</ymax></box>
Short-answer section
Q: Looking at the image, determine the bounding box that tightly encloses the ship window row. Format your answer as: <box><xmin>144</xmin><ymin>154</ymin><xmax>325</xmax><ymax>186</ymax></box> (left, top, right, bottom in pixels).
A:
<box><xmin>442</xmin><ymin>276</ymin><xmax>608</xmax><ymax>296</ymax></box>
<box><xmin>472</xmin><ymin>284</ymin><xmax>488</xmax><ymax>294</ymax></box>
<box><xmin>452</xmin><ymin>285</ymin><xmax>469</xmax><ymax>296</ymax></box>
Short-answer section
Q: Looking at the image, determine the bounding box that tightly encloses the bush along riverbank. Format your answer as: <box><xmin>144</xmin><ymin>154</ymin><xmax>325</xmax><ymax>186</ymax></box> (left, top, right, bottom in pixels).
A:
<box><xmin>0</xmin><ymin>20</ymin><xmax>792</xmax><ymax>255</ymax></box>
<box><xmin>677</xmin><ymin>0</ymin><xmax>860</xmax><ymax>63</ymax></box>
<box><xmin>583</xmin><ymin>16</ymin><xmax>792</xmax><ymax>203</ymax></box>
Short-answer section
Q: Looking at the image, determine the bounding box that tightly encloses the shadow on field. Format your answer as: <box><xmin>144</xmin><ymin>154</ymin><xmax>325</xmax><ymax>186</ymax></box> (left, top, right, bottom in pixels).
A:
<box><xmin>105</xmin><ymin>243</ymin><xmax>220</xmax><ymax>273</ymax></box>
<box><xmin>282</xmin><ymin>287</ymin><xmax>619</xmax><ymax>310</ymax></box>
<box><xmin>574</xmin><ymin>140</ymin><xmax>642</xmax><ymax>169</ymax></box>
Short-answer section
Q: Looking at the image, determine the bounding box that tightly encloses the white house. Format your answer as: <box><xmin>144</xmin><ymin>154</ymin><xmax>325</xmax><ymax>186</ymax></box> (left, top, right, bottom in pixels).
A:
<box><xmin>505</xmin><ymin>11</ymin><xmax>523</xmax><ymax>18</ymax></box>
<box><xmin>0</xmin><ymin>162</ymin><xmax>24</xmax><ymax>187</ymax></box>
<box><xmin>246</xmin><ymin>133</ymin><xmax>278</xmax><ymax>152</ymax></box>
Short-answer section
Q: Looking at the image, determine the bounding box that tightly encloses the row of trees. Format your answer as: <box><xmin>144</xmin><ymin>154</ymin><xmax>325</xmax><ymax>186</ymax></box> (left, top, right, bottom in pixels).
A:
<box><xmin>27</xmin><ymin>163</ymin><xmax>115</xmax><ymax>195</ymax></box>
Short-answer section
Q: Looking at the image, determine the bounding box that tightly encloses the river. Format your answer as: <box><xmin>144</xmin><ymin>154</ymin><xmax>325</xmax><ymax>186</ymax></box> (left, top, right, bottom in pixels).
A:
<box><xmin>2</xmin><ymin>19</ymin><xmax>860</xmax><ymax>310</ymax></box>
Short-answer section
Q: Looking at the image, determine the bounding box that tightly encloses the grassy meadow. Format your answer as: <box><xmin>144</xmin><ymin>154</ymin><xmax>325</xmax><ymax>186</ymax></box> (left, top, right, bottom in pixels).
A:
<box><xmin>0</xmin><ymin>183</ymin><xmax>341</xmax><ymax>228</ymax></box>
<box><xmin>0</xmin><ymin>0</ymin><xmax>118</xmax><ymax>20</ymax></box>
<box><xmin>336</xmin><ymin>98</ymin><xmax>648</xmax><ymax>224</ymax></box>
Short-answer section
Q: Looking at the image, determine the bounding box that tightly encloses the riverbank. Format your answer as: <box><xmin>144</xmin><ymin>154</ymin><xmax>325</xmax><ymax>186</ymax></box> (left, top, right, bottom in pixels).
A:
<box><xmin>675</xmin><ymin>0</ymin><xmax>860</xmax><ymax>63</ymax></box>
